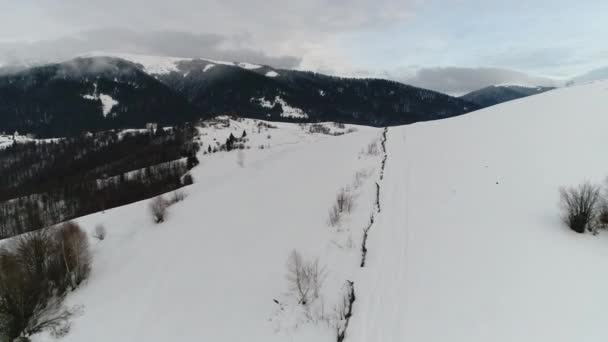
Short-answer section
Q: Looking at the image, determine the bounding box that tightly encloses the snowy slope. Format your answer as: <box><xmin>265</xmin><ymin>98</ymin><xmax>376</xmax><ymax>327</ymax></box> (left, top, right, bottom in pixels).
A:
<box><xmin>32</xmin><ymin>119</ymin><xmax>382</xmax><ymax>342</ymax></box>
<box><xmin>29</xmin><ymin>80</ymin><xmax>608</xmax><ymax>341</ymax></box>
<box><xmin>350</xmin><ymin>80</ymin><xmax>608</xmax><ymax>342</ymax></box>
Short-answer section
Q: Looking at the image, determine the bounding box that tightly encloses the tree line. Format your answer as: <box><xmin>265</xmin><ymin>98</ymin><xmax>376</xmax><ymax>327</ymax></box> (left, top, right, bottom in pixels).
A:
<box><xmin>0</xmin><ymin>125</ymin><xmax>199</xmax><ymax>239</ymax></box>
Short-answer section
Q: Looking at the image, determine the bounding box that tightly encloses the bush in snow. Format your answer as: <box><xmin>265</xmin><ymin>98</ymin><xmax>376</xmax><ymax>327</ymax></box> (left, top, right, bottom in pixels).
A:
<box><xmin>328</xmin><ymin>205</ymin><xmax>341</xmax><ymax>227</ymax></box>
<box><xmin>170</xmin><ymin>190</ymin><xmax>186</xmax><ymax>204</ymax></box>
<box><xmin>336</xmin><ymin>188</ymin><xmax>354</xmax><ymax>214</ymax></box>
<box><xmin>93</xmin><ymin>224</ymin><xmax>106</xmax><ymax>241</ymax></box>
<box><xmin>328</xmin><ymin>188</ymin><xmax>354</xmax><ymax>227</ymax></box>
<box><xmin>150</xmin><ymin>196</ymin><xmax>169</xmax><ymax>223</ymax></box>
<box><xmin>560</xmin><ymin>182</ymin><xmax>600</xmax><ymax>233</ymax></box>
<box><xmin>286</xmin><ymin>250</ymin><xmax>325</xmax><ymax>306</ymax></box>
<box><xmin>0</xmin><ymin>223</ymin><xmax>90</xmax><ymax>339</ymax></box>
<box><xmin>55</xmin><ymin>222</ymin><xmax>92</xmax><ymax>289</ymax></box>
<box><xmin>182</xmin><ymin>173</ymin><xmax>194</xmax><ymax>186</ymax></box>
<box><xmin>364</xmin><ymin>141</ymin><xmax>380</xmax><ymax>156</ymax></box>
<box><xmin>597</xmin><ymin>204</ymin><xmax>608</xmax><ymax>230</ymax></box>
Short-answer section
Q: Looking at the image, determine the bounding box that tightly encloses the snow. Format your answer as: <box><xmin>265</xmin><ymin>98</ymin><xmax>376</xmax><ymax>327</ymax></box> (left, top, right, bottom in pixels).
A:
<box><xmin>82</xmin><ymin>85</ymin><xmax>119</xmax><ymax>117</ymax></box>
<box><xmin>27</xmin><ymin>80</ymin><xmax>608</xmax><ymax>342</ymax></box>
<box><xmin>31</xmin><ymin>118</ymin><xmax>375</xmax><ymax>342</ymax></box>
<box><xmin>203</xmin><ymin>64</ymin><xmax>215</xmax><ymax>72</ymax></box>
<box><xmin>266</xmin><ymin>71</ymin><xmax>279</xmax><ymax>77</ymax></box>
<box><xmin>84</xmin><ymin>52</ymin><xmax>189</xmax><ymax>75</ymax></box>
<box><xmin>0</xmin><ymin>134</ymin><xmax>61</xmax><ymax>149</ymax></box>
<box><xmin>83</xmin><ymin>52</ymin><xmax>264</xmax><ymax>74</ymax></box>
<box><xmin>252</xmin><ymin>96</ymin><xmax>309</xmax><ymax>119</ymax></box>
<box><xmin>349</xmin><ymin>80</ymin><xmax>608</xmax><ymax>342</ymax></box>
<box><xmin>238</xmin><ymin>62</ymin><xmax>262</xmax><ymax>70</ymax></box>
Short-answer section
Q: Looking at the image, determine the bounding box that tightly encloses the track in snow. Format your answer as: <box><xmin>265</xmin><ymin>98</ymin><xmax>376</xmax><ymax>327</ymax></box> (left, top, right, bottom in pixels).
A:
<box><xmin>360</xmin><ymin>127</ymin><xmax>388</xmax><ymax>268</ymax></box>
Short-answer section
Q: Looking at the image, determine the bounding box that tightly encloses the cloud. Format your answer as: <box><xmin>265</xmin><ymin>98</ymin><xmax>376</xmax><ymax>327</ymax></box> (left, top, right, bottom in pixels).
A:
<box><xmin>0</xmin><ymin>0</ymin><xmax>411</xmax><ymax>65</ymax></box>
<box><xmin>572</xmin><ymin>66</ymin><xmax>608</xmax><ymax>83</ymax></box>
<box><xmin>397</xmin><ymin>67</ymin><xmax>559</xmax><ymax>95</ymax></box>
<box><xmin>0</xmin><ymin>29</ymin><xmax>301</xmax><ymax>68</ymax></box>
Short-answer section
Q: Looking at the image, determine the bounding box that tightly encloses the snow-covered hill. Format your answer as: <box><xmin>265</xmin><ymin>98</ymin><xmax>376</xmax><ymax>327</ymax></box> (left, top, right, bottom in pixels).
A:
<box><xmin>31</xmin><ymin>80</ymin><xmax>608</xmax><ymax>341</ymax></box>
<box><xmin>83</xmin><ymin>52</ymin><xmax>271</xmax><ymax>76</ymax></box>
<box><xmin>350</xmin><ymin>79</ymin><xmax>608</xmax><ymax>342</ymax></box>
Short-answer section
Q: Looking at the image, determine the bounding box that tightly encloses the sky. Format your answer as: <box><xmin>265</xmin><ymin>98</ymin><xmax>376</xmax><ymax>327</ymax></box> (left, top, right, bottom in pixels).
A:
<box><xmin>0</xmin><ymin>0</ymin><xmax>606</xmax><ymax>94</ymax></box>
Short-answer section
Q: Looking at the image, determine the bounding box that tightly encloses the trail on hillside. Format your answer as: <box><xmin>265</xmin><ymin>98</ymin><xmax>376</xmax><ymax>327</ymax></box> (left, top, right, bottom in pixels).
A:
<box><xmin>360</xmin><ymin>128</ymin><xmax>388</xmax><ymax>268</ymax></box>
<box><xmin>350</xmin><ymin>127</ymin><xmax>411</xmax><ymax>342</ymax></box>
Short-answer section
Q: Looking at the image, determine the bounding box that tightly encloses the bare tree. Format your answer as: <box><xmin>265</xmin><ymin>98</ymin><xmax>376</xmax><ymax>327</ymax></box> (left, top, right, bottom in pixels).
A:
<box><xmin>56</xmin><ymin>222</ymin><xmax>92</xmax><ymax>289</ymax></box>
<box><xmin>560</xmin><ymin>182</ymin><xmax>600</xmax><ymax>233</ymax></box>
<box><xmin>93</xmin><ymin>224</ymin><xmax>106</xmax><ymax>241</ymax></box>
<box><xmin>328</xmin><ymin>188</ymin><xmax>354</xmax><ymax>226</ymax></box>
<box><xmin>0</xmin><ymin>225</ymin><xmax>91</xmax><ymax>339</ymax></box>
<box><xmin>335</xmin><ymin>188</ymin><xmax>354</xmax><ymax>214</ymax></box>
<box><xmin>286</xmin><ymin>250</ymin><xmax>326</xmax><ymax>306</ymax></box>
<box><xmin>150</xmin><ymin>196</ymin><xmax>169</xmax><ymax>223</ymax></box>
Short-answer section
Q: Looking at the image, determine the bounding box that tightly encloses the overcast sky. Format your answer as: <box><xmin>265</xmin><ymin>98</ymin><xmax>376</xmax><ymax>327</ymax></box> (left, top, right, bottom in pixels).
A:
<box><xmin>1</xmin><ymin>0</ymin><xmax>606</xmax><ymax>94</ymax></box>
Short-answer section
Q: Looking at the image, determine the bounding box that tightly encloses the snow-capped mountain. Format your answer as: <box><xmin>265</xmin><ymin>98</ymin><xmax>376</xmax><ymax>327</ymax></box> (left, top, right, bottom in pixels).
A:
<box><xmin>21</xmin><ymin>79</ymin><xmax>608</xmax><ymax>342</ymax></box>
<box><xmin>0</xmin><ymin>54</ymin><xmax>479</xmax><ymax>137</ymax></box>
<box><xmin>0</xmin><ymin>57</ymin><xmax>196</xmax><ymax>137</ymax></box>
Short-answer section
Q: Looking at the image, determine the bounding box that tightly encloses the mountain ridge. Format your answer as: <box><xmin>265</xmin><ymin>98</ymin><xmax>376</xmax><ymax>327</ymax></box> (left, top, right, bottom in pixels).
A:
<box><xmin>0</xmin><ymin>55</ymin><xmax>480</xmax><ymax>137</ymax></box>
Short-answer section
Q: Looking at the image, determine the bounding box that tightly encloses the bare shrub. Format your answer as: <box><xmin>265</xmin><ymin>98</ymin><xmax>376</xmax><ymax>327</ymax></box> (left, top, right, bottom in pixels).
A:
<box><xmin>286</xmin><ymin>250</ymin><xmax>325</xmax><ymax>306</ymax></box>
<box><xmin>150</xmin><ymin>196</ymin><xmax>169</xmax><ymax>223</ymax></box>
<box><xmin>55</xmin><ymin>222</ymin><xmax>91</xmax><ymax>288</ymax></box>
<box><xmin>364</xmin><ymin>141</ymin><xmax>380</xmax><ymax>156</ymax></box>
<box><xmin>598</xmin><ymin>205</ymin><xmax>608</xmax><ymax>229</ymax></box>
<box><xmin>182</xmin><ymin>173</ymin><xmax>194</xmax><ymax>185</ymax></box>
<box><xmin>327</xmin><ymin>188</ymin><xmax>354</xmax><ymax>226</ymax></box>
<box><xmin>336</xmin><ymin>188</ymin><xmax>354</xmax><ymax>214</ymax></box>
<box><xmin>351</xmin><ymin>169</ymin><xmax>369</xmax><ymax>189</ymax></box>
<box><xmin>560</xmin><ymin>182</ymin><xmax>600</xmax><ymax>233</ymax></box>
<box><xmin>93</xmin><ymin>224</ymin><xmax>106</xmax><ymax>241</ymax></box>
<box><xmin>0</xmin><ymin>225</ymin><xmax>90</xmax><ymax>339</ymax></box>
<box><xmin>309</xmin><ymin>124</ymin><xmax>331</xmax><ymax>135</ymax></box>
<box><xmin>328</xmin><ymin>205</ymin><xmax>341</xmax><ymax>227</ymax></box>
<box><xmin>170</xmin><ymin>190</ymin><xmax>186</xmax><ymax>204</ymax></box>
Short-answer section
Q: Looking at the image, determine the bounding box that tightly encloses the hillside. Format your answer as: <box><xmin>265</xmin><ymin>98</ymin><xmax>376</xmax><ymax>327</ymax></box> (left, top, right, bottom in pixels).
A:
<box><xmin>461</xmin><ymin>85</ymin><xmax>554</xmax><ymax>108</ymax></box>
<box><xmin>21</xmin><ymin>80</ymin><xmax>608</xmax><ymax>341</ymax></box>
<box><xmin>0</xmin><ymin>57</ymin><xmax>196</xmax><ymax>137</ymax></box>
<box><xmin>350</xmin><ymin>80</ymin><xmax>608</xmax><ymax>341</ymax></box>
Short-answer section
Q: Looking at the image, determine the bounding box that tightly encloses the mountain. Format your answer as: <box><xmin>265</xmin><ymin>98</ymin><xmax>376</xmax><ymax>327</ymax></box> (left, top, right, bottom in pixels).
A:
<box><xmin>0</xmin><ymin>57</ymin><xmax>196</xmax><ymax>137</ymax></box>
<box><xmin>460</xmin><ymin>85</ymin><xmax>554</xmax><ymax>108</ymax></box>
<box><xmin>571</xmin><ymin>66</ymin><xmax>608</xmax><ymax>84</ymax></box>
<box><xmin>0</xmin><ymin>54</ymin><xmax>480</xmax><ymax>137</ymax></box>
<box><xmin>149</xmin><ymin>58</ymin><xmax>479</xmax><ymax>126</ymax></box>
<box><xmin>20</xmin><ymin>80</ymin><xmax>608</xmax><ymax>342</ymax></box>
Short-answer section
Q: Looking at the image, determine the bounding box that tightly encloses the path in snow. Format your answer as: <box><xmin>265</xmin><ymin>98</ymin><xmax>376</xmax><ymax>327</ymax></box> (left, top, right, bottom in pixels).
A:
<box><xmin>350</xmin><ymin>127</ymin><xmax>411</xmax><ymax>341</ymax></box>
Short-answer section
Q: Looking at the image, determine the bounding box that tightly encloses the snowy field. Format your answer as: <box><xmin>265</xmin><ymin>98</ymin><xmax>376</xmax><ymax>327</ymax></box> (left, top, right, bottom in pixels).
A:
<box><xmin>351</xmin><ymin>80</ymin><xmax>608</xmax><ymax>342</ymax></box>
<box><xmin>33</xmin><ymin>119</ymin><xmax>383</xmax><ymax>342</ymax></box>
<box><xmin>29</xmin><ymin>80</ymin><xmax>608</xmax><ymax>341</ymax></box>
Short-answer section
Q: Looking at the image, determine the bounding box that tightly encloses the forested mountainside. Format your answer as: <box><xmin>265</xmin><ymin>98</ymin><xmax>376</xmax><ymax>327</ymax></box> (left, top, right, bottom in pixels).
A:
<box><xmin>0</xmin><ymin>56</ymin><xmax>479</xmax><ymax>137</ymax></box>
